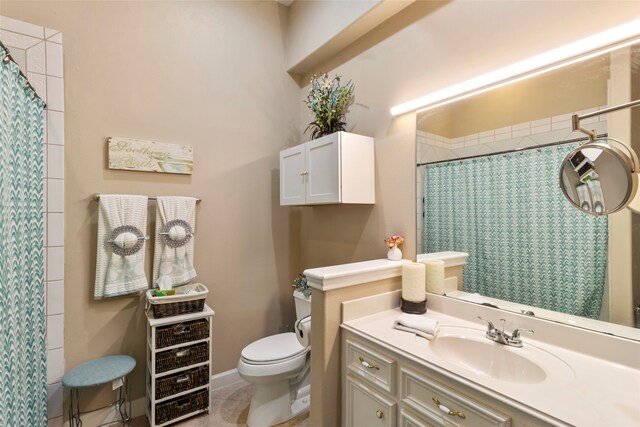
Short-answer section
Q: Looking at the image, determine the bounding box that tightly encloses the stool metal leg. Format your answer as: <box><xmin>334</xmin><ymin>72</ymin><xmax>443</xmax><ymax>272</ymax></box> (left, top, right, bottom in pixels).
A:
<box><xmin>116</xmin><ymin>375</ymin><xmax>131</xmax><ymax>426</ymax></box>
<box><xmin>69</xmin><ymin>388</ymin><xmax>82</xmax><ymax>427</ymax></box>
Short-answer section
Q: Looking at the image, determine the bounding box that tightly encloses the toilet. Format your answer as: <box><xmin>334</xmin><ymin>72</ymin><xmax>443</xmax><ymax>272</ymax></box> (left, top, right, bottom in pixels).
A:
<box><xmin>237</xmin><ymin>289</ymin><xmax>311</xmax><ymax>427</ymax></box>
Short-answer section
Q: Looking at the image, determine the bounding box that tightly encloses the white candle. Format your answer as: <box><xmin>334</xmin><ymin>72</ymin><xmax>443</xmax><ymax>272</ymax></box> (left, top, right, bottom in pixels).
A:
<box><xmin>424</xmin><ymin>260</ymin><xmax>445</xmax><ymax>294</ymax></box>
<box><xmin>402</xmin><ymin>263</ymin><xmax>426</xmax><ymax>302</ymax></box>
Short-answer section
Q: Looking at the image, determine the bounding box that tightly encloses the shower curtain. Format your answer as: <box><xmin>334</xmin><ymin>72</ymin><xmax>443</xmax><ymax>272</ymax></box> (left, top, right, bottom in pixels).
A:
<box><xmin>423</xmin><ymin>144</ymin><xmax>608</xmax><ymax>319</ymax></box>
<box><xmin>0</xmin><ymin>45</ymin><xmax>47</xmax><ymax>424</ymax></box>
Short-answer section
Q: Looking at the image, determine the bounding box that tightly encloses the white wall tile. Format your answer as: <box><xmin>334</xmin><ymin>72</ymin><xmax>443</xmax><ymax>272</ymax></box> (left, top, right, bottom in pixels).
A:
<box><xmin>551</xmin><ymin>120</ymin><xmax>571</xmax><ymax>130</ymax></box>
<box><xmin>46</xmin><ymin>383</ymin><xmax>63</xmax><ymax>419</ymax></box>
<box><xmin>47</xmin><ymin>145</ymin><xmax>64</xmax><ymax>179</ymax></box>
<box><xmin>0</xmin><ymin>29</ymin><xmax>42</xmax><ymax>49</ymax></box>
<box><xmin>27</xmin><ymin>42</ymin><xmax>46</xmax><ymax>74</ymax></box>
<box><xmin>47</xmin><ymin>110</ymin><xmax>64</xmax><ymax>146</ymax></box>
<box><xmin>10</xmin><ymin>47</ymin><xmax>26</xmax><ymax>71</ymax></box>
<box><xmin>47</xmin><ymin>32</ymin><xmax>63</xmax><ymax>44</ymax></box>
<box><xmin>45</xmin><ymin>42</ymin><xmax>63</xmax><ymax>78</ymax></box>
<box><xmin>530</xmin><ymin>117</ymin><xmax>551</xmax><ymax>127</ymax></box>
<box><xmin>478</xmin><ymin>135</ymin><xmax>494</xmax><ymax>144</ymax></box>
<box><xmin>0</xmin><ymin>16</ymin><xmax>44</xmax><ymax>38</ymax></box>
<box><xmin>27</xmin><ymin>72</ymin><xmax>46</xmax><ymax>103</ymax></box>
<box><xmin>43</xmin><ymin>245</ymin><xmax>47</xmax><ymax>282</ymax></box>
<box><xmin>45</xmin><ymin>28</ymin><xmax>59</xmax><ymax>39</ymax></box>
<box><xmin>47</xmin><ymin>179</ymin><xmax>64</xmax><ymax>212</ymax></box>
<box><xmin>46</xmin><ymin>246</ymin><xmax>64</xmax><ymax>281</ymax></box>
<box><xmin>46</xmin><ymin>348</ymin><xmax>64</xmax><ymax>384</ymax></box>
<box><xmin>512</xmin><ymin>128</ymin><xmax>530</xmax><ymax>138</ymax></box>
<box><xmin>46</xmin><ymin>314</ymin><xmax>64</xmax><ymax>350</ymax></box>
<box><xmin>47</xmin><ymin>280</ymin><xmax>64</xmax><ymax>315</ymax></box>
<box><xmin>531</xmin><ymin>124</ymin><xmax>552</xmax><ymax>134</ymax></box>
<box><xmin>47</xmin><ymin>213</ymin><xmax>64</xmax><ymax>246</ymax></box>
<box><xmin>46</xmin><ymin>76</ymin><xmax>64</xmax><ymax>111</ymax></box>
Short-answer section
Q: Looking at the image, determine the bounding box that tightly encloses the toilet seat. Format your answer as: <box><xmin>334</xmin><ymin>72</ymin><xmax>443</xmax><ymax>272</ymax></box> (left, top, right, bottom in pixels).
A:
<box><xmin>241</xmin><ymin>332</ymin><xmax>308</xmax><ymax>365</ymax></box>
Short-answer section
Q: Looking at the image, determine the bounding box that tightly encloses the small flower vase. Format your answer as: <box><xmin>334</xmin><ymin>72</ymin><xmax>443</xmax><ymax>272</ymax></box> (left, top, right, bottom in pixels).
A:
<box><xmin>387</xmin><ymin>245</ymin><xmax>402</xmax><ymax>261</ymax></box>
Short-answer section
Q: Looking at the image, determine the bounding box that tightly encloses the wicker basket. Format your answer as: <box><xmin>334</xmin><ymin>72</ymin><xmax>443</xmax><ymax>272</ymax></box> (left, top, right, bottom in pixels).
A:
<box><xmin>155</xmin><ymin>389</ymin><xmax>209</xmax><ymax>425</ymax></box>
<box><xmin>155</xmin><ymin>365</ymin><xmax>209</xmax><ymax>400</ymax></box>
<box><xmin>156</xmin><ymin>319</ymin><xmax>210</xmax><ymax>349</ymax></box>
<box><xmin>147</xmin><ymin>283</ymin><xmax>208</xmax><ymax>319</ymax></box>
<box><xmin>156</xmin><ymin>342</ymin><xmax>209</xmax><ymax>374</ymax></box>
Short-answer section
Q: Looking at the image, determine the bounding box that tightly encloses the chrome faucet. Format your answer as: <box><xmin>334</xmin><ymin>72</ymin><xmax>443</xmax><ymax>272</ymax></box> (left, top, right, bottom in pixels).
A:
<box><xmin>477</xmin><ymin>316</ymin><xmax>534</xmax><ymax>348</ymax></box>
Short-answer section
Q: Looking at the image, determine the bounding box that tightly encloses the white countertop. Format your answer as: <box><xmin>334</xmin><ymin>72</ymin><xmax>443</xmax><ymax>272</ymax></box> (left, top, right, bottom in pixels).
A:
<box><xmin>342</xmin><ymin>302</ymin><xmax>640</xmax><ymax>427</ymax></box>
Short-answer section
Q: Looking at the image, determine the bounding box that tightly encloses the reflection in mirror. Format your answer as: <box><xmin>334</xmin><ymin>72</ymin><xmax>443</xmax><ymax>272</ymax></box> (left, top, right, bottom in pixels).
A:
<box><xmin>560</xmin><ymin>138</ymin><xmax>638</xmax><ymax>215</ymax></box>
<box><xmin>416</xmin><ymin>42</ymin><xmax>640</xmax><ymax>340</ymax></box>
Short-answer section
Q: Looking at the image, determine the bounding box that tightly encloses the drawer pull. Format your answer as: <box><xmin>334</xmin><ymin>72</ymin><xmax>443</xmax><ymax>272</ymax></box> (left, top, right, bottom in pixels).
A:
<box><xmin>175</xmin><ymin>349</ymin><xmax>190</xmax><ymax>357</ymax></box>
<box><xmin>358</xmin><ymin>356</ymin><xmax>380</xmax><ymax>370</ymax></box>
<box><xmin>175</xmin><ymin>375</ymin><xmax>191</xmax><ymax>383</ymax></box>
<box><xmin>375</xmin><ymin>410</ymin><xmax>383</xmax><ymax>419</ymax></box>
<box><xmin>432</xmin><ymin>397</ymin><xmax>466</xmax><ymax>419</ymax></box>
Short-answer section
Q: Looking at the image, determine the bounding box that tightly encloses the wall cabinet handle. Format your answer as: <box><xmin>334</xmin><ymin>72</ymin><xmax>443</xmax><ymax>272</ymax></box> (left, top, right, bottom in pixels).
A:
<box><xmin>358</xmin><ymin>356</ymin><xmax>380</xmax><ymax>370</ymax></box>
<box><xmin>375</xmin><ymin>410</ymin><xmax>383</xmax><ymax>419</ymax></box>
<box><xmin>300</xmin><ymin>171</ymin><xmax>308</xmax><ymax>176</ymax></box>
<box><xmin>432</xmin><ymin>397</ymin><xmax>466</xmax><ymax>419</ymax></box>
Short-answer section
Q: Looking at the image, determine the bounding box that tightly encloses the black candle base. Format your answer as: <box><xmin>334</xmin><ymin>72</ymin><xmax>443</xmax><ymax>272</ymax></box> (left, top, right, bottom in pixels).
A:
<box><xmin>401</xmin><ymin>298</ymin><xmax>427</xmax><ymax>314</ymax></box>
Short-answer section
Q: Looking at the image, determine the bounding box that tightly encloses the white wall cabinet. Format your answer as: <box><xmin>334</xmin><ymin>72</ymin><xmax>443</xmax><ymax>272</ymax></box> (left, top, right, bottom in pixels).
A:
<box><xmin>280</xmin><ymin>131</ymin><xmax>374</xmax><ymax>205</ymax></box>
<box><xmin>343</xmin><ymin>331</ymin><xmax>524</xmax><ymax>427</ymax></box>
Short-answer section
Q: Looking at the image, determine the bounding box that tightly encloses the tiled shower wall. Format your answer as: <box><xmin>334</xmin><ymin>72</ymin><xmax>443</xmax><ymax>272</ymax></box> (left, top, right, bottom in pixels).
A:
<box><xmin>416</xmin><ymin>108</ymin><xmax>609</xmax><ymax>254</ymax></box>
<box><xmin>0</xmin><ymin>16</ymin><xmax>65</xmax><ymax>424</ymax></box>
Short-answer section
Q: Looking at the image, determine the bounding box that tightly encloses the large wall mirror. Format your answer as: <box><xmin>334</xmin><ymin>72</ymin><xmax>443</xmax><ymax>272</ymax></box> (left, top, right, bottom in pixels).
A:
<box><xmin>416</xmin><ymin>42</ymin><xmax>640</xmax><ymax>341</ymax></box>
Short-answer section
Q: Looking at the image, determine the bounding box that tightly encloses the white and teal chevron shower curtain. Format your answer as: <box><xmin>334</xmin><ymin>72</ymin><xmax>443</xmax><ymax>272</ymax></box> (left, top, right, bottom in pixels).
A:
<box><xmin>424</xmin><ymin>144</ymin><xmax>608</xmax><ymax>319</ymax></box>
<box><xmin>0</xmin><ymin>45</ymin><xmax>47</xmax><ymax>424</ymax></box>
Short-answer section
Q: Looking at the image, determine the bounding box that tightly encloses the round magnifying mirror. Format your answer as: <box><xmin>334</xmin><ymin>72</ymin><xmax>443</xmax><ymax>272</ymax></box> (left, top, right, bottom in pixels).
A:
<box><xmin>560</xmin><ymin>138</ymin><xmax>639</xmax><ymax>215</ymax></box>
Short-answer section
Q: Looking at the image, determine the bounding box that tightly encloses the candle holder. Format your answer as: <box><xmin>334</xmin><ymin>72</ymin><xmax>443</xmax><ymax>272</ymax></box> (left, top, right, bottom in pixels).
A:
<box><xmin>401</xmin><ymin>298</ymin><xmax>427</xmax><ymax>314</ymax></box>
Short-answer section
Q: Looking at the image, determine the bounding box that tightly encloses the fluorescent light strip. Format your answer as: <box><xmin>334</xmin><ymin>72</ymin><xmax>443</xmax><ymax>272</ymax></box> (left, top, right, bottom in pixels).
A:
<box><xmin>390</xmin><ymin>18</ymin><xmax>640</xmax><ymax>116</ymax></box>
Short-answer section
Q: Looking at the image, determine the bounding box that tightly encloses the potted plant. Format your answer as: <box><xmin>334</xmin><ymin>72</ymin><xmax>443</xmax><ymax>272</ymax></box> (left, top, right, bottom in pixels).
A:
<box><xmin>304</xmin><ymin>73</ymin><xmax>355</xmax><ymax>139</ymax></box>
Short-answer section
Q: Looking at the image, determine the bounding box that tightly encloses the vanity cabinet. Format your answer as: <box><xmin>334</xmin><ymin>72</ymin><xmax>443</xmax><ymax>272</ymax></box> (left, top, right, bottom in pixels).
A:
<box><xmin>343</xmin><ymin>332</ymin><xmax>513</xmax><ymax>427</ymax></box>
<box><xmin>279</xmin><ymin>131</ymin><xmax>374</xmax><ymax>205</ymax></box>
<box><xmin>146</xmin><ymin>305</ymin><xmax>215</xmax><ymax>427</ymax></box>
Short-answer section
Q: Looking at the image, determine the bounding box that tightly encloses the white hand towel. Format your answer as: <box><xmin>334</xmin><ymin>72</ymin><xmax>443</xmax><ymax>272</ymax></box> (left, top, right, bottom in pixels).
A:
<box><xmin>152</xmin><ymin>196</ymin><xmax>197</xmax><ymax>287</ymax></box>
<box><xmin>394</xmin><ymin>313</ymin><xmax>440</xmax><ymax>340</ymax></box>
<box><xmin>95</xmin><ymin>195</ymin><xmax>149</xmax><ymax>299</ymax></box>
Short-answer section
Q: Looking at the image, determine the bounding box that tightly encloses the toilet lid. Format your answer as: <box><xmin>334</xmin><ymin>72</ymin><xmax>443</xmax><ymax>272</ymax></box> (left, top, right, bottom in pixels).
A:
<box><xmin>241</xmin><ymin>332</ymin><xmax>307</xmax><ymax>363</ymax></box>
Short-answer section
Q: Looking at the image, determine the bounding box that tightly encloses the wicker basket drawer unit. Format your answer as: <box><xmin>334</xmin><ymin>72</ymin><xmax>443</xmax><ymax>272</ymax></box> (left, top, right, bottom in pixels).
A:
<box><xmin>155</xmin><ymin>342</ymin><xmax>209</xmax><ymax>374</ymax></box>
<box><xmin>155</xmin><ymin>389</ymin><xmax>209</xmax><ymax>425</ymax></box>
<box><xmin>155</xmin><ymin>319</ymin><xmax>210</xmax><ymax>349</ymax></box>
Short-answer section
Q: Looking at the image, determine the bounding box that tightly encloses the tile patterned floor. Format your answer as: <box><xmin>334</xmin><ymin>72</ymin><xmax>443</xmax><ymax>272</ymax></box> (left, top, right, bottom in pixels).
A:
<box><xmin>133</xmin><ymin>381</ymin><xmax>309</xmax><ymax>426</ymax></box>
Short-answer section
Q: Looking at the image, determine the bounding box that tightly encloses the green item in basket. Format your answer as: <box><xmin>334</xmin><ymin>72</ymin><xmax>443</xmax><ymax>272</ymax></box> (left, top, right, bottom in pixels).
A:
<box><xmin>155</xmin><ymin>290</ymin><xmax>176</xmax><ymax>297</ymax></box>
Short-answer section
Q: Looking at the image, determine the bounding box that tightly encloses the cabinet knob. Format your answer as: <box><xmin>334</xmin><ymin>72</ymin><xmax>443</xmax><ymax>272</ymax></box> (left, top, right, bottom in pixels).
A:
<box><xmin>375</xmin><ymin>410</ymin><xmax>383</xmax><ymax>419</ymax></box>
<box><xmin>300</xmin><ymin>171</ymin><xmax>308</xmax><ymax>176</ymax></box>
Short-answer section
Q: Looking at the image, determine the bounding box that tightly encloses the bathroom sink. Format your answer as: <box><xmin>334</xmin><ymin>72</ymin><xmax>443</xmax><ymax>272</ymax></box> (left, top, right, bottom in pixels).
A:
<box><xmin>430</xmin><ymin>327</ymin><xmax>574</xmax><ymax>384</ymax></box>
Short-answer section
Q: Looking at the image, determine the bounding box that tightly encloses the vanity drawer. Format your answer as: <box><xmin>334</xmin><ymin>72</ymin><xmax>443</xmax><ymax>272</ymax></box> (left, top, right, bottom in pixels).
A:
<box><xmin>346</xmin><ymin>339</ymin><xmax>396</xmax><ymax>394</ymax></box>
<box><xmin>401</xmin><ymin>367</ymin><xmax>511</xmax><ymax>427</ymax></box>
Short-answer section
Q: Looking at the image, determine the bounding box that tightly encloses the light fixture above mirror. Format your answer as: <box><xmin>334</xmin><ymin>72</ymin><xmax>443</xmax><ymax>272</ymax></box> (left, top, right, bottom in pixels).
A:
<box><xmin>391</xmin><ymin>18</ymin><xmax>640</xmax><ymax>116</ymax></box>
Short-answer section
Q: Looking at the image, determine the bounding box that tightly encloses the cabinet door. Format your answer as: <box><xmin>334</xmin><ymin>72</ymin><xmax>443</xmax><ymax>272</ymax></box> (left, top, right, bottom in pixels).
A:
<box><xmin>280</xmin><ymin>145</ymin><xmax>306</xmax><ymax>205</ymax></box>
<box><xmin>306</xmin><ymin>135</ymin><xmax>340</xmax><ymax>204</ymax></box>
<box><xmin>346</xmin><ymin>376</ymin><xmax>396</xmax><ymax>427</ymax></box>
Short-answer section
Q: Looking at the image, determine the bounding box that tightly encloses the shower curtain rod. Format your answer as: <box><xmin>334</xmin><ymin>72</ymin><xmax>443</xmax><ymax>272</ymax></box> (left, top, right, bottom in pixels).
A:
<box><xmin>416</xmin><ymin>133</ymin><xmax>605</xmax><ymax>167</ymax></box>
<box><xmin>0</xmin><ymin>40</ymin><xmax>46</xmax><ymax>107</ymax></box>
<box><xmin>93</xmin><ymin>194</ymin><xmax>202</xmax><ymax>204</ymax></box>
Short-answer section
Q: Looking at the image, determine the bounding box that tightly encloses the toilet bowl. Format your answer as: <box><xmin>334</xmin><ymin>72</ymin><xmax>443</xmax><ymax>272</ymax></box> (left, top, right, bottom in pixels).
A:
<box><xmin>237</xmin><ymin>290</ymin><xmax>311</xmax><ymax>427</ymax></box>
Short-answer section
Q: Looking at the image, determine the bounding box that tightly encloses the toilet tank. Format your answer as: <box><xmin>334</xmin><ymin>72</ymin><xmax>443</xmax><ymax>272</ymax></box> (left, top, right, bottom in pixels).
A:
<box><xmin>293</xmin><ymin>289</ymin><xmax>311</xmax><ymax>319</ymax></box>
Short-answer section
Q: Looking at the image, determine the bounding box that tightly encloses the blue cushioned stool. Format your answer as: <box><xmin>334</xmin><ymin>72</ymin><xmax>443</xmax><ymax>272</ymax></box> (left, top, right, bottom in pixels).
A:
<box><xmin>62</xmin><ymin>355</ymin><xmax>136</xmax><ymax>427</ymax></box>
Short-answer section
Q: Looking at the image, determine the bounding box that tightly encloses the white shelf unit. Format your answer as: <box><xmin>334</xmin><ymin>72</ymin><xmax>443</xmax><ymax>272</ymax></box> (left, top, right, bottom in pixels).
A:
<box><xmin>280</xmin><ymin>131</ymin><xmax>375</xmax><ymax>205</ymax></box>
<box><xmin>146</xmin><ymin>305</ymin><xmax>215</xmax><ymax>427</ymax></box>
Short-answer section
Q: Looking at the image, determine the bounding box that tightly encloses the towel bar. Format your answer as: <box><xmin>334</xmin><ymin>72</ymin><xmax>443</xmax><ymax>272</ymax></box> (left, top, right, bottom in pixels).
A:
<box><xmin>93</xmin><ymin>194</ymin><xmax>202</xmax><ymax>204</ymax></box>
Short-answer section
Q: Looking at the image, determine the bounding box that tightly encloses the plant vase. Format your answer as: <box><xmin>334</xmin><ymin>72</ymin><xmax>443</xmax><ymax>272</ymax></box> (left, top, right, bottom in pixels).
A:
<box><xmin>387</xmin><ymin>245</ymin><xmax>402</xmax><ymax>261</ymax></box>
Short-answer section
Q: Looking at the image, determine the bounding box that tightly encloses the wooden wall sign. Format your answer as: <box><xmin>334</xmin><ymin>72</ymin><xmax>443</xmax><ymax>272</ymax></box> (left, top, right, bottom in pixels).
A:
<box><xmin>108</xmin><ymin>137</ymin><xmax>193</xmax><ymax>175</ymax></box>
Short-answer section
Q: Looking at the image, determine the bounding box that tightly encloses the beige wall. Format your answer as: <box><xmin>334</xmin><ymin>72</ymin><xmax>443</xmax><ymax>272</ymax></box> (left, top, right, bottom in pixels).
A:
<box><xmin>1</xmin><ymin>0</ymin><xmax>301</xmax><ymax>410</ymax></box>
<box><xmin>298</xmin><ymin>1</ymin><xmax>640</xmax><ymax>270</ymax></box>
